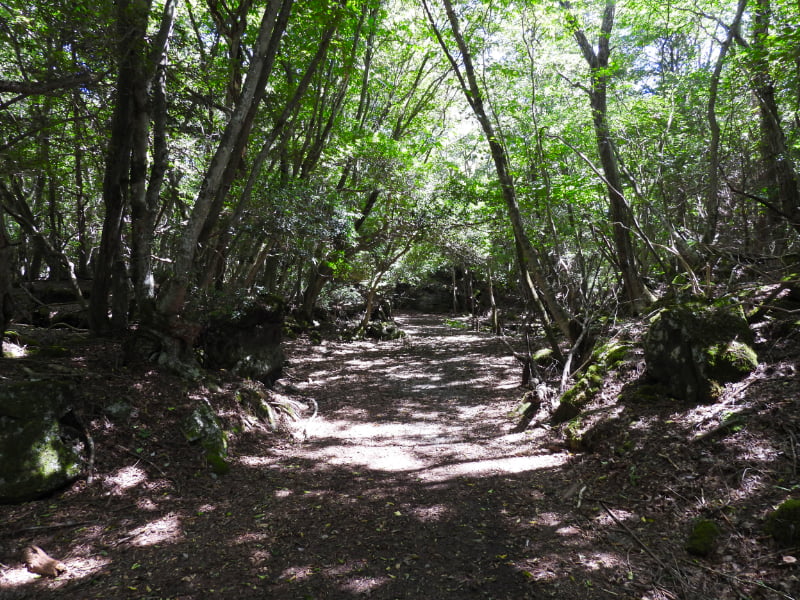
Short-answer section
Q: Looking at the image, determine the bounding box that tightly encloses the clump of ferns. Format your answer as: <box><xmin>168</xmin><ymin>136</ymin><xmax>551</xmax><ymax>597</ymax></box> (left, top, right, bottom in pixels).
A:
<box><xmin>235</xmin><ymin>380</ymin><xmax>307</xmax><ymax>431</ymax></box>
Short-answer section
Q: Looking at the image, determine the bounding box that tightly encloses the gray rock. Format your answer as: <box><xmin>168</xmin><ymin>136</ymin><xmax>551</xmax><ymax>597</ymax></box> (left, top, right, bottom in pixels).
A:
<box><xmin>202</xmin><ymin>302</ymin><xmax>284</xmax><ymax>385</ymax></box>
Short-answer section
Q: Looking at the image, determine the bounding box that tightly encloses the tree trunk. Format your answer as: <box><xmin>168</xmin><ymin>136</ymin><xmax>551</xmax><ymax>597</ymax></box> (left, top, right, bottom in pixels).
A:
<box><xmin>90</xmin><ymin>0</ymin><xmax>152</xmax><ymax>334</ymax></box>
<box><xmin>0</xmin><ymin>180</ymin><xmax>87</xmax><ymax>311</ymax></box>
<box><xmin>487</xmin><ymin>266</ymin><xmax>500</xmax><ymax>335</ymax></box>
<box><xmin>751</xmin><ymin>0</ymin><xmax>800</xmax><ymax>235</ymax></box>
<box><xmin>514</xmin><ymin>238</ymin><xmax>565</xmax><ymax>364</ymax></box>
<box><xmin>299</xmin><ymin>188</ymin><xmax>381</xmax><ymax>322</ymax></box>
<box><xmin>0</xmin><ymin>207</ymin><xmax>13</xmax><ymax>340</ymax></box>
<box><xmin>130</xmin><ymin>0</ymin><xmax>179</xmax><ymax>324</ymax></box>
<box><xmin>562</xmin><ymin>0</ymin><xmax>651</xmax><ymax>312</ymax></box>
<box><xmin>72</xmin><ymin>107</ymin><xmax>89</xmax><ymax>278</ymax></box>
<box><xmin>425</xmin><ymin>0</ymin><xmax>577</xmax><ymax>346</ymax></box>
<box><xmin>300</xmin><ymin>260</ymin><xmax>333</xmax><ymax>322</ymax></box>
<box><xmin>451</xmin><ymin>265</ymin><xmax>458</xmax><ymax>315</ymax></box>
<box><xmin>359</xmin><ymin>276</ymin><xmax>380</xmax><ymax>332</ymax></box>
<box><xmin>703</xmin><ymin>0</ymin><xmax>747</xmax><ymax>245</ymax></box>
<box><xmin>198</xmin><ymin>14</ymin><xmax>342</xmax><ymax>291</ymax></box>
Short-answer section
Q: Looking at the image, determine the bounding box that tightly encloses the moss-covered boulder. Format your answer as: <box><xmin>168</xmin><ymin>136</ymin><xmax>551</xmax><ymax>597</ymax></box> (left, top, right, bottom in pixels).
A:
<box><xmin>181</xmin><ymin>399</ymin><xmax>230</xmax><ymax>475</ymax></box>
<box><xmin>686</xmin><ymin>519</ymin><xmax>721</xmax><ymax>557</ymax></box>
<box><xmin>201</xmin><ymin>299</ymin><xmax>285</xmax><ymax>385</ymax></box>
<box><xmin>766</xmin><ymin>499</ymin><xmax>800</xmax><ymax>547</ymax></box>
<box><xmin>363</xmin><ymin>320</ymin><xmax>405</xmax><ymax>341</ymax></box>
<box><xmin>644</xmin><ymin>300</ymin><xmax>757</xmax><ymax>403</ymax></box>
<box><xmin>0</xmin><ymin>381</ymin><xmax>86</xmax><ymax>503</ymax></box>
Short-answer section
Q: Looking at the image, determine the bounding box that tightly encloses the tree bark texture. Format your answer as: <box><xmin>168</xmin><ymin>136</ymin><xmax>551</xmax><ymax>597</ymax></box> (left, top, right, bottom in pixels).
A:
<box><xmin>751</xmin><ymin>0</ymin><xmax>800</xmax><ymax>234</ymax></box>
<box><xmin>200</xmin><ymin>12</ymin><xmax>343</xmax><ymax>290</ymax></box>
<box><xmin>0</xmin><ymin>207</ymin><xmax>13</xmax><ymax>339</ymax></box>
<box><xmin>90</xmin><ymin>0</ymin><xmax>152</xmax><ymax>334</ymax></box>
<box><xmin>129</xmin><ymin>0</ymin><xmax>179</xmax><ymax>324</ymax></box>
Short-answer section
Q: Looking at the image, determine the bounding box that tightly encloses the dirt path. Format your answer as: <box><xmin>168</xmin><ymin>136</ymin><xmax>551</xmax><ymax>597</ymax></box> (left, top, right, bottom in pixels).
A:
<box><xmin>241</xmin><ymin>312</ymin><xmax>574</xmax><ymax>599</ymax></box>
<box><xmin>283</xmin><ymin>313</ymin><xmax>561</xmax><ymax>482</ymax></box>
<box><xmin>3</xmin><ymin>312</ymin><xmax>794</xmax><ymax>599</ymax></box>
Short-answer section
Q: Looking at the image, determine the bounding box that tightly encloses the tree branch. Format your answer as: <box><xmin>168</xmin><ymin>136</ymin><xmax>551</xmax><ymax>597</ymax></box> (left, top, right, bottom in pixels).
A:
<box><xmin>0</xmin><ymin>71</ymin><xmax>99</xmax><ymax>95</ymax></box>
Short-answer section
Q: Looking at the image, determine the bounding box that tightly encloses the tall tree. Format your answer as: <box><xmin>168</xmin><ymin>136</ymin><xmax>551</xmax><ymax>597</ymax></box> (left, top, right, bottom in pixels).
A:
<box><xmin>703</xmin><ymin>0</ymin><xmax>748</xmax><ymax>245</ymax></box>
<box><xmin>89</xmin><ymin>0</ymin><xmax>154</xmax><ymax>334</ymax></box>
<box><xmin>560</xmin><ymin>0</ymin><xmax>652</xmax><ymax>312</ymax></box>
<box><xmin>0</xmin><ymin>206</ymin><xmax>13</xmax><ymax>340</ymax></box>
<box><xmin>748</xmin><ymin>0</ymin><xmax>800</xmax><ymax>236</ymax></box>
<box><xmin>200</xmin><ymin>0</ymin><xmax>353</xmax><ymax>291</ymax></box>
<box><xmin>130</xmin><ymin>0</ymin><xmax>180</xmax><ymax>323</ymax></box>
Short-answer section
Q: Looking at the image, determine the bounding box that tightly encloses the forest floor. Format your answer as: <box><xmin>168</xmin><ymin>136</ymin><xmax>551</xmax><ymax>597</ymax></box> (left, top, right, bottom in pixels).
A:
<box><xmin>1</xmin><ymin>311</ymin><xmax>799</xmax><ymax>599</ymax></box>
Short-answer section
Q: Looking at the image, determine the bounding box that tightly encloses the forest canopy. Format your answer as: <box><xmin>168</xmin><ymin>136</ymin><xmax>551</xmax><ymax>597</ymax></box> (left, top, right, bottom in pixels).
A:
<box><xmin>1</xmin><ymin>0</ymin><xmax>799</xmax><ymax>347</ymax></box>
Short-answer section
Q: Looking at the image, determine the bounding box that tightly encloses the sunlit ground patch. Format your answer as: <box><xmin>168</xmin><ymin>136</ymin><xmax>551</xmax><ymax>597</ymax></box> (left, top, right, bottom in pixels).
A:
<box><xmin>0</xmin><ymin>554</ymin><xmax>111</xmax><ymax>589</ymax></box>
<box><xmin>125</xmin><ymin>513</ymin><xmax>183</xmax><ymax>547</ymax></box>
<box><xmin>0</xmin><ymin>566</ymin><xmax>40</xmax><ymax>587</ymax></box>
<box><xmin>238</xmin><ymin>455</ymin><xmax>280</xmax><ymax>467</ymax></box>
<box><xmin>408</xmin><ymin>503</ymin><xmax>452</xmax><ymax>522</ymax></box>
<box><xmin>338</xmin><ymin>574</ymin><xmax>390</xmax><ymax>594</ymax></box>
<box><xmin>278</xmin><ymin>564</ymin><xmax>315</xmax><ymax>581</ymax></box>
<box><xmin>419</xmin><ymin>452</ymin><xmax>568</xmax><ymax>482</ymax></box>
<box><xmin>104</xmin><ymin>465</ymin><xmax>148</xmax><ymax>493</ymax></box>
<box><xmin>324</xmin><ymin>558</ymin><xmax>368</xmax><ymax>577</ymax></box>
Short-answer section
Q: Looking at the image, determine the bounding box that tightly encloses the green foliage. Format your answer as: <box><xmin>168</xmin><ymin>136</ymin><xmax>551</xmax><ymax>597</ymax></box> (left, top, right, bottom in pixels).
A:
<box><xmin>564</xmin><ymin>417</ymin><xmax>584</xmax><ymax>451</ymax></box>
<box><xmin>1</xmin><ymin>0</ymin><xmax>796</xmax><ymax>335</ymax></box>
<box><xmin>443</xmin><ymin>317</ymin><xmax>469</xmax><ymax>329</ymax></box>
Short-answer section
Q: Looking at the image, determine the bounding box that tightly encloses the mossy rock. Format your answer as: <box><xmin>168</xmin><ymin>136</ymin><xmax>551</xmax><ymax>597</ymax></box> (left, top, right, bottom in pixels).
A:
<box><xmin>766</xmin><ymin>499</ymin><xmax>800</xmax><ymax>547</ymax></box>
<box><xmin>509</xmin><ymin>390</ymin><xmax>540</xmax><ymax>419</ymax></box>
<box><xmin>363</xmin><ymin>320</ymin><xmax>405</xmax><ymax>341</ymax></box>
<box><xmin>532</xmin><ymin>348</ymin><xmax>555</xmax><ymax>366</ymax></box>
<box><xmin>686</xmin><ymin>519</ymin><xmax>720</xmax><ymax>557</ymax></box>
<box><xmin>644</xmin><ymin>299</ymin><xmax>757</xmax><ymax>403</ymax></box>
<box><xmin>0</xmin><ymin>381</ymin><xmax>86</xmax><ymax>503</ymax></box>
<box><xmin>551</xmin><ymin>341</ymin><xmax>632</xmax><ymax>425</ymax></box>
<box><xmin>704</xmin><ymin>340</ymin><xmax>758</xmax><ymax>382</ymax></box>
<box><xmin>182</xmin><ymin>399</ymin><xmax>230</xmax><ymax>475</ymax></box>
<box><xmin>592</xmin><ymin>341</ymin><xmax>633</xmax><ymax>367</ymax></box>
<box><xmin>202</xmin><ymin>303</ymin><xmax>285</xmax><ymax>385</ymax></box>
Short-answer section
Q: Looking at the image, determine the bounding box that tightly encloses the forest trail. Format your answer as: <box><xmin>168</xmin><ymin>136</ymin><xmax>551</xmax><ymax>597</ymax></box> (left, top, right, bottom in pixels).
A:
<box><xmin>2</xmin><ymin>313</ymin><xmax>592</xmax><ymax>600</ymax></box>
<box><xmin>4</xmin><ymin>313</ymin><xmax>791</xmax><ymax>600</ymax></box>
<box><xmin>244</xmin><ymin>312</ymin><xmax>580</xmax><ymax>599</ymax></box>
<box><xmin>280</xmin><ymin>313</ymin><xmax>563</xmax><ymax>483</ymax></box>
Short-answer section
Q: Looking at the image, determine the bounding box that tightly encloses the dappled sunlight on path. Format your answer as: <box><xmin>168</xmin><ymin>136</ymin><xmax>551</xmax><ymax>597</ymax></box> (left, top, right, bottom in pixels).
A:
<box><xmin>6</xmin><ymin>311</ymin><xmax>794</xmax><ymax>599</ymax></box>
<box><xmin>263</xmin><ymin>313</ymin><xmax>567</xmax><ymax>482</ymax></box>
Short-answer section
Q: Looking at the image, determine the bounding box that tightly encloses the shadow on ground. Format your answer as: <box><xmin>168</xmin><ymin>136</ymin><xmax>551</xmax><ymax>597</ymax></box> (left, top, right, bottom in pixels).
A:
<box><xmin>1</xmin><ymin>313</ymin><xmax>797</xmax><ymax>599</ymax></box>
